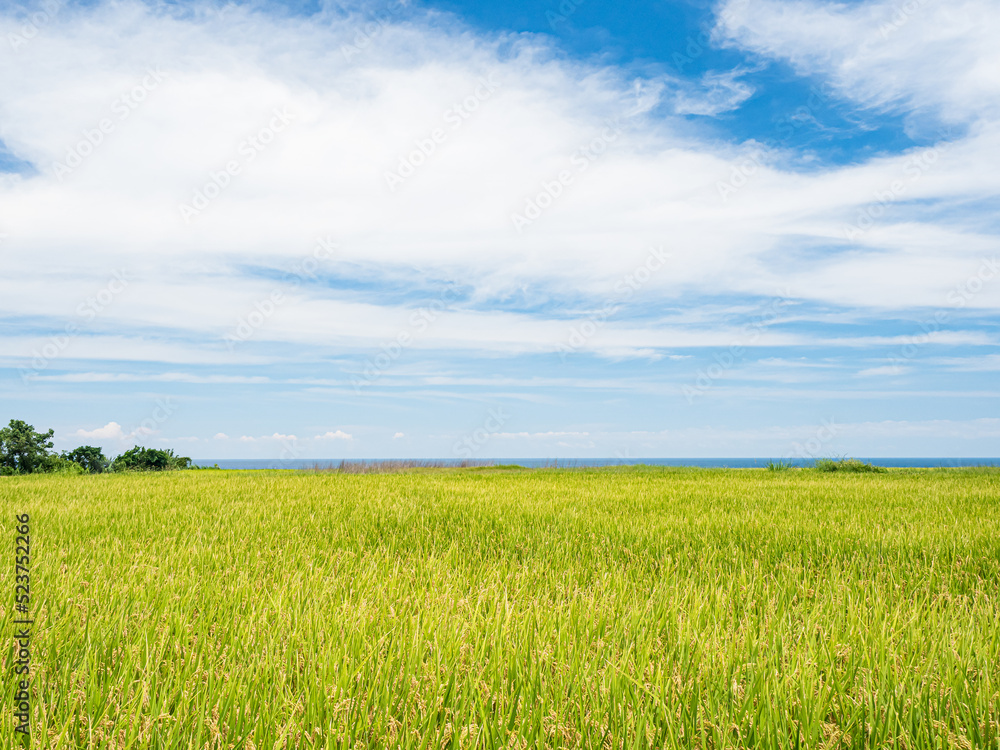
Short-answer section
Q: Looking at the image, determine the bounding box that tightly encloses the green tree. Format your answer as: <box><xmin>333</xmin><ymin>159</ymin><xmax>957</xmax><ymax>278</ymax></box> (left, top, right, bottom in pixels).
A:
<box><xmin>0</xmin><ymin>419</ymin><xmax>55</xmax><ymax>474</ymax></box>
<box><xmin>64</xmin><ymin>445</ymin><xmax>109</xmax><ymax>474</ymax></box>
<box><xmin>110</xmin><ymin>446</ymin><xmax>192</xmax><ymax>472</ymax></box>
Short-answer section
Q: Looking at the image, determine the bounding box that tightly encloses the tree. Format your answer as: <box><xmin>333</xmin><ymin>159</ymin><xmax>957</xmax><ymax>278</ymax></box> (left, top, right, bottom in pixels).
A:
<box><xmin>64</xmin><ymin>446</ymin><xmax>109</xmax><ymax>474</ymax></box>
<box><xmin>0</xmin><ymin>420</ymin><xmax>55</xmax><ymax>474</ymax></box>
<box><xmin>110</xmin><ymin>446</ymin><xmax>192</xmax><ymax>472</ymax></box>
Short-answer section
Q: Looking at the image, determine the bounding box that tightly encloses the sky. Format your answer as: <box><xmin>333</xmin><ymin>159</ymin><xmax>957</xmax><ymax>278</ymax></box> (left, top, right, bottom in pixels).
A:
<box><xmin>0</xmin><ymin>0</ymin><xmax>998</xmax><ymax>460</ymax></box>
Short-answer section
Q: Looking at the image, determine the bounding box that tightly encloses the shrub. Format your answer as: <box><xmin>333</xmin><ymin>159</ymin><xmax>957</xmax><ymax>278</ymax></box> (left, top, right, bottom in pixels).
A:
<box><xmin>63</xmin><ymin>446</ymin><xmax>109</xmax><ymax>474</ymax></box>
<box><xmin>766</xmin><ymin>460</ymin><xmax>794</xmax><ymax>471</ymax></box>
<box><xmin>40</xmin><ymin>455</ymin><xmax>86</xmax><ymax>475</ymax></box>
<box><xmin>1</xmin><ymin>418</ymin><xmax>196</xmax><ymax>475</ymax></box>
<box><xmin>815</xmin><ymin>457</ymin><xmax>887</xmax><ymax>473</ymax></box>
<box><xmin>111</xmin><ymin>447</ymin><xmax>192</xmax><ymax>472</ymax></box>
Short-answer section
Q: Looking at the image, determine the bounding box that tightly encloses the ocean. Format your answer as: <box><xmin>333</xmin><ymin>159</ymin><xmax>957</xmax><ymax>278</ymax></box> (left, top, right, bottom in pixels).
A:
<box><xmin>191</xmin><ymin>457</ymin><xmax>1000</xmax><ymax>470</ymax></box>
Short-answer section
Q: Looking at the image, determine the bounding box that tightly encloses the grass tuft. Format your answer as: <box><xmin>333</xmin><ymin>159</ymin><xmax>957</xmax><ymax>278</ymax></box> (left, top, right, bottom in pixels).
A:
<box><xmin>815</xmin><ymin>457</ymin><xmax>888</xmax><ymax>473</ymax></box>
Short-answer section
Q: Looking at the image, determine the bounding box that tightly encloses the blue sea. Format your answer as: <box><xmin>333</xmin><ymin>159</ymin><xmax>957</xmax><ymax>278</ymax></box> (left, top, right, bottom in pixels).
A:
<box><xmin>192</xmin><ymin>457</ymin><xmax>1000</xmax><ymax>470</ymax></box>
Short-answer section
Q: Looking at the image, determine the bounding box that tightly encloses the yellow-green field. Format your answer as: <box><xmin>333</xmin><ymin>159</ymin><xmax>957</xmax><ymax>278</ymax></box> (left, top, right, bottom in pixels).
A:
<box><xmin>2</xmin><ymin>467</ymin><xmax>999</xmax><ymax>749</ymax></box>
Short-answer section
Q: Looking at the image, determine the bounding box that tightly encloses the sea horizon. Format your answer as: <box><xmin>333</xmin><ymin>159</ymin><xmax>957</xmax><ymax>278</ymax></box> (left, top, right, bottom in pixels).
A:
<box><xmin>191</xmin><ymin>457</ymin><xmax>1000</xmax><ymax>470</ymax></box>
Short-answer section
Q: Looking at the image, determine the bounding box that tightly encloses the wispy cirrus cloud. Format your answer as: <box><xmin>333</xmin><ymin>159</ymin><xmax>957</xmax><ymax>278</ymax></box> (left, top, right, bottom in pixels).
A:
<box><xmin>0</xmin><ymin>0</ymin><xmax>997</xmax><ymax>457</ymax></box>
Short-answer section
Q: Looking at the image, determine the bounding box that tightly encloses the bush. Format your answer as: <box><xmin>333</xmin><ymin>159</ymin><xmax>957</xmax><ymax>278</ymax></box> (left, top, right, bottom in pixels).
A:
<box><xmin>1</xmin><ymin>418</ymin><xmax>195</xmax><ymax>475</ymax></box>
<box><xmin>63</xmin><ymin>446</ymin><xmax>109</xmax><ymax>474</ymax></box>
<box><xmin>815</xmin><ymin>458</ymin><xmax>887</xmax><ymax>473</ymax></box>
<box><xmin>766</xmin><ymin>460</ymin><xmax>794</xmax><ymax>471</ymax></box>
<box><xmin>39</xmin><ymin>455</ymin><xmax>86</xmax><ymax>475</ymax></box>
<box><xmin>111</xmin><ymin>447</ymin><xmax>192</xmax><ymax>472</ymax></box>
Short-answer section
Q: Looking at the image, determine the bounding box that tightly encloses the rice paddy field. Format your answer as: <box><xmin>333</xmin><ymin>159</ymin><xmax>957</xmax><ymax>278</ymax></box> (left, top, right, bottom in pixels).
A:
<box><xmin>2</xmin><ymin>466</ymin><xmax>999</xmax><ymax>749</ymax></box>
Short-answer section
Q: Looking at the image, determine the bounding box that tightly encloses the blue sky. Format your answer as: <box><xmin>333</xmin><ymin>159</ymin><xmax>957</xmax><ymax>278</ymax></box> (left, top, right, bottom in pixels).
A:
<box><xmin>0</xmin><ymin>0</ymin><xmax>998</xmax><ymax>459</ymax></box>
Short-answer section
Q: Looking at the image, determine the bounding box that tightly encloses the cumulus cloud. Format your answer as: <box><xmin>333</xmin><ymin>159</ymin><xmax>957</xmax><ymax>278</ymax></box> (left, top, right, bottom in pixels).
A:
<box><xmin>316</xmin><ymin>430</ymin><xmax>352</xmax><ymax>440</ymax></box>
<box><xmin>75</xmin><ymin>421</ymin><xmax>127</xmax><ymax>440</ymax></box>
<box><xmin>239</xmin><ymin>432</ymin><xmax>297</xmax><ymax>442</ymax></box>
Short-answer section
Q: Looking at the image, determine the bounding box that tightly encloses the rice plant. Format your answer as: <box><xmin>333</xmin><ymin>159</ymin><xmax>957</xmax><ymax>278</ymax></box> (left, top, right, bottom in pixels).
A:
<box><xmin>1</xmin><ymin>466</ymin><xmax>998</xmax><ymax>748</ymax></box>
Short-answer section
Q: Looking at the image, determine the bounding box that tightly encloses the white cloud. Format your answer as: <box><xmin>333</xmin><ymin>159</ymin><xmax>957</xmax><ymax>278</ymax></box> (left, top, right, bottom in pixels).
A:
<box><xmin>393</xmin><ymin>432</ymin><xmax>405</xmax><ymax>439</ymax></box>
<box><xmin>32</xmin><ymin>372</ymin><xmax>270</xmax><ymax>384</ymax></box>
<box><xmin>672</xmin><ymin>69</ymin><xmax>756</xmax><ymax>116</ymax></box>
<box><xmin>316</xmin><ymin>430</ymin><xmax>352</xmax><ymax>440</ymax></box>
<box><xmin>496</xmin><ymin>431</ymin><xmax>591</xmax><ymax>439</ymax></box>
<box><xmin>0</xmin><ymin>0</ymin><xmax>995</xmax><ymax>375</ymax></box>
<box><xmin>930</xmin><ymin>354</ymin><xmax>1000</xmax><ymax>371</ymax></box>
<box><xmin>214</xmin><ymin>432</ymin><xmax>229</xmax><ymax>440</ymax></box>
<box><xmin>856</xmin><ymin>365</ymin><xmax>910</xmax><ymax>377</ymax></box>
<box><xmin>715</xmin><ymin>0</ymin><xmax>1000</xmax><ymax>127</ymax></box>
<box><xmin>238</xmin><ymin>432</ymin><xmax>297</xmax><ymax>442</ymax></box>
<box><xmin>75</xmin><ymin>421</ymin><xmax>126</xmax><ymax>440</ymax></box>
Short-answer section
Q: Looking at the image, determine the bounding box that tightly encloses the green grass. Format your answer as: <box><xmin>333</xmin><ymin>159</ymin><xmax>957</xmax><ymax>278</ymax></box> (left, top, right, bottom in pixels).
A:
<box><xmin>814</xmin><ymin>458</ymin><xmax>888</xmax><ymax>474</ymax></box>
<box><xmin>2</xmin><ymin>466</ymin><xmax>999</xmax><ymax>749</ymax></box>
